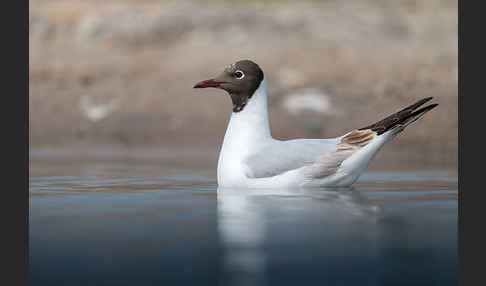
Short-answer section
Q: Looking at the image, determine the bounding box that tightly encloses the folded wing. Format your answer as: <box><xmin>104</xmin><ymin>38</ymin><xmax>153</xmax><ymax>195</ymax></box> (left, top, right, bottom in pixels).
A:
<box><xmin>244</xmin><ymin>97</ymin><xmax>437</xmax><ymax>181</ymax></box>
<box><xmin>244</xmin><ymin>130</ymin><xmax>375</xmax><ymax>179</ymax></box>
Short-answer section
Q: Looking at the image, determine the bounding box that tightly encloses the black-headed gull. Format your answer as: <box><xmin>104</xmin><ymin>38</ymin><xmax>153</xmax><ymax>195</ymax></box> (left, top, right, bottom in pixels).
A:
<box><xmin>194</xmin><ymin>60</ymin><xmax>438</xmax><ymax>188</ymax></box>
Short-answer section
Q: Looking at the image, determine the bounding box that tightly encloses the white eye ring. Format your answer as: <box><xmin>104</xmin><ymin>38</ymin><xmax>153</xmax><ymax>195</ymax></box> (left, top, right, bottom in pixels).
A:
<box><xmin>234</xmin><ymin>70</ymin><xmax>245</xmax><ymax>79</ymax></box>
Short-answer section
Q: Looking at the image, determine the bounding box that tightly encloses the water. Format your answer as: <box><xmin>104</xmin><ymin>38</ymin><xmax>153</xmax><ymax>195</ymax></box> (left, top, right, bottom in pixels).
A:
<box><xmin>29</xmin><ymin>160</ymin><xmax>457</xmax><ymax>286</ymax></box>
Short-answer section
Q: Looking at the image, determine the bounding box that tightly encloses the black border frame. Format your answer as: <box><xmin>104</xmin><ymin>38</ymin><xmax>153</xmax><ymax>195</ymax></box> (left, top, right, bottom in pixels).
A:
<box><xmin>7</xmin><ymin>0</ymin><xmax>29</xmax><ymax>285</ymax></box>
<box><xmin>22</xmin><ymin>1</ymin><xmax>465</xmax><ymax>285</ymax></box>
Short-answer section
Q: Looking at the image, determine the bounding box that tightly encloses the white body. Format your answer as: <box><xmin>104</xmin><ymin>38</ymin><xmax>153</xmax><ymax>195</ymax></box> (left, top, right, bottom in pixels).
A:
<box><xmin>217</xmin><ymin>78</ymin><xmax>398</xmax><ymax>188</ymax></box>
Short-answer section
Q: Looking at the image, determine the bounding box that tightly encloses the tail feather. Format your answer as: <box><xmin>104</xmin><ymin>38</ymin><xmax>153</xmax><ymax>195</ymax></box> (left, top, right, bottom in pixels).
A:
<box><xmin>359</xmin><ymin>97</ymin><xmax>438</xmax><ymax>135</ymax></box>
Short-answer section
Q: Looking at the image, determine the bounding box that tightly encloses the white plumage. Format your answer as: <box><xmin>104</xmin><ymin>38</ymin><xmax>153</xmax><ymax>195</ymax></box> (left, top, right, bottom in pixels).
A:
<box><xmin>217</xmin><ymin>77</ymin><xmax>435</xmax><ymax>188</ymax></box>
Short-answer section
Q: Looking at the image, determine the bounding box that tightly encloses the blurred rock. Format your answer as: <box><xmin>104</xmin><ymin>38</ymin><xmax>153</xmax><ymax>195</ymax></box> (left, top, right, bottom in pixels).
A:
<box><xmin>282</xmin><ymin>89</ymin><xmax>334</xmax><ymax>115</ymax></box>
<box><xmin>79</xmin><ymin>96</ymin><xmax>121</xmax><ymax>122</ymax></box>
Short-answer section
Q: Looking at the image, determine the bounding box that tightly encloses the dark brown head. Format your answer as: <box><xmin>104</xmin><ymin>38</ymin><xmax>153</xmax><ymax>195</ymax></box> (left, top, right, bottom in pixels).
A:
<box><xmin>193</xmin><ymin>60</ymin><xmax>264</xmax><ymax>112</ymax></box>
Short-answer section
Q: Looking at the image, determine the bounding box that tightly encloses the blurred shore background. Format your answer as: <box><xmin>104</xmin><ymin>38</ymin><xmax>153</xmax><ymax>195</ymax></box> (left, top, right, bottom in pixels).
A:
<box><xmin>29</xmin><ymin>0</ymin><xmax>457</xmax><ymax>169</ymax></box>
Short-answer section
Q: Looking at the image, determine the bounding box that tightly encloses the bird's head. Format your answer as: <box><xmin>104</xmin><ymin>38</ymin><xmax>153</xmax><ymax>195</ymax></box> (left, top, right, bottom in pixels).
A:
<box><xmin>193</xmin><ymin>59</ymin><xmax>264</xmax><ymax>112</ymax></box>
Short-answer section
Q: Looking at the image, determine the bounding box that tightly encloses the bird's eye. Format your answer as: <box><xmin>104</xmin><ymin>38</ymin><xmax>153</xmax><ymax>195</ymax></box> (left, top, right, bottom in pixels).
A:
<box><xmin>234</xmin><ymin>70</ymin><xmax>245</xmax><ymax>79</ymax></box>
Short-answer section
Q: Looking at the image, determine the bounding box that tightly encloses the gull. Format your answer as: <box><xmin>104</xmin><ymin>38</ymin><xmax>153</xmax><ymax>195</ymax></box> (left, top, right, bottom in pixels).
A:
<box><xmin>194</xmin><ymin>60</ymin><xmax>438</xmax><ymax>188</ymax></box>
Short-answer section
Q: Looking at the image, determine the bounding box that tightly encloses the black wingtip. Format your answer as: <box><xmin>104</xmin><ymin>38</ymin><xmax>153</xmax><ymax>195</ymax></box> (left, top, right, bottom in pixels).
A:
<box><xmin>421</xmin><ymin>97</ymin><xmax>434</xmax><ymax>105</ymax></box>
<box><xmin>402</xmin><ymin>97</ymin><xmax>434</xmax><ymax>113</ymax></box>
<box><xmin>359</xmin><ymin>98</ymin><xmax>438</xmax><ymax>135</ymax></box>
<box><xmin>411</xmin><ymin>103</ymin><xmax>438</xmax><ymax>115</ymax></box>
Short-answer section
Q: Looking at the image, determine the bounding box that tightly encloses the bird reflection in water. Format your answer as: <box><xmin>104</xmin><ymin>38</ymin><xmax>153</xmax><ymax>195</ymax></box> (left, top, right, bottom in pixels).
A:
<box><xmin>217</xmin><ymin>187</ymin><xmax>381</xmax><ymax>286</ymax></box>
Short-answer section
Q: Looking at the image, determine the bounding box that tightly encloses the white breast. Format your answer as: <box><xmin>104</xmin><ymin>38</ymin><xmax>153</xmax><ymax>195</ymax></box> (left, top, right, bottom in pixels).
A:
<box><xmin>217</xmin><ymin>78</ymin><xmax>272</xmax><ymax>187</ymax></box>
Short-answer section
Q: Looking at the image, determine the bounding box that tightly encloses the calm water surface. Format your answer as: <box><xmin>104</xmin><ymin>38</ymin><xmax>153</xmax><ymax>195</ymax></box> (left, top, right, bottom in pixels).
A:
<box><xmin>29</xmin><ymin>160</ymin><xmax>457</xmax><ymax>286</ymax></box>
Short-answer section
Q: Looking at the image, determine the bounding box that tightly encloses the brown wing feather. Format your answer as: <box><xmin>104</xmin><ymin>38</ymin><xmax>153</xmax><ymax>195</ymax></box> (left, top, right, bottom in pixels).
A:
<box><xmin>338</xmin><ymin>129</ymin><xmax>376</xmax><ymax>151</ymax></box>
<box><xmin>309</xmin><ymin>129</ymin><xmax>375</xmax><ymax>178</ymax></box>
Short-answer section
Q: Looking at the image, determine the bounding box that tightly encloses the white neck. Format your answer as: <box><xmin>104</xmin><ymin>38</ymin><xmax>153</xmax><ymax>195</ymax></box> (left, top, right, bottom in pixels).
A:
<box><xmin>218</xmin><ymin>78</ymin><xmax>272</xmax><ymax>182</ymax></box>
<box><xmin>224</xmin><ymin>77</ymin><xmax>271</xmax><ymax>145</ymax></box>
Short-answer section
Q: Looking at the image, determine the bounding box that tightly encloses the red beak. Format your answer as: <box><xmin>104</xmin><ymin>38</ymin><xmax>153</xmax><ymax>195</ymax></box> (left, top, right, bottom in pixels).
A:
<box><xmin>193</xmin><ymin>79</ymin><xmax>224</xmax><ymax>88</ymax></box>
